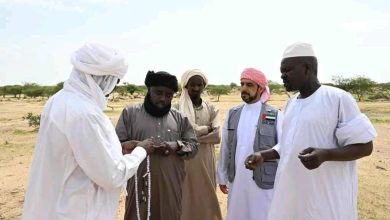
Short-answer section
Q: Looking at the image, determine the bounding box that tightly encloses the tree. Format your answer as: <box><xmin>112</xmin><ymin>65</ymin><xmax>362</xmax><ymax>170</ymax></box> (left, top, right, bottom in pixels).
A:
<box><xmin>23</xmin><ymin>83</ymin><xmax>45</xmax><ymax>98</ymax></box>
<box><xmin>52</xmin><ymin>82</ymin><xmax>64</xmax><ymax>94</ymax></box>
<box><xmin>115</xmin><ymin>86</ymin><xmax>128</xmax><ymax>96</ymax></box>
<box><xmin>268</xmin><ymin>80</ymin><xmax>284</xmax><ymax>94</ymax></box>
<box><xmin>136</xmin><ymin>85</ymin><xmax>148</xmax><ymax>95</ymax></box>
<box><xmin>207</xmin><ymin>85</ymin><xmax>231</xmax><ymax>102</ymax></box>
<box><xmin>348</xmin><ymin>76</ymin><xmax>376</xmax><ymax>101</ymax></box>
<box><xmin>332</xmin><ymin>75</ymin><xmax>376</xmax><ymax>101</ymax></box>
<box><xmin>123</xmin><ymin>83</ymin><xmax>138</xmax><ymax>95</ymax></box>
<box><xmin>4</xmin><ymin>85</ymin><xmax>23</xmax><ymax>98</ymax></box>
<box><xmin>230</xmin><ymin>82</ymin><xmax>238</xmax><ymax>89</ymax></box>
<box><xmin>0</xmin><ymin>86</ymin><xmax>4</xmax><ymax>97</ymax></box>
<box><xmin>332</xmin><ymin>75</ymin><xmax>351</xmax><ymax>91</ymax></box>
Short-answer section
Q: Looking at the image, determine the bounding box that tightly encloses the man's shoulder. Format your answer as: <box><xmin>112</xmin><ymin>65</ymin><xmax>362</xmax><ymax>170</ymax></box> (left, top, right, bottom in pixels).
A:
<box><xmin>122</xmin><ymin>103</ymin><xmax>143</xmax><ymax>113</ymax></box>
<box><xmin>202</xmin><ymin>101</ymin><xmax>219</xmax><ymax>111</ymax></box>
<box><xmin>322</xmin><ymin>85</ymin><xmax>347</xmax><ymax>94</ymax></box>
<box><xmin>51</xmin><ymin>91</ymin><xmax>101</xmax><ymax>118</ymax></box>
<box><xmin>228</xmin><ymin>104</ymin><xmax>245</xmax><ymax>112</ymax></box>
<box><xmin>321</xmin><ymin>85</ymin><xmax>354</xmax><ymax>102</ymax></box>
<box><xmin>170</xmin><ymin>106</ymin><xmax>185</xmax><ymax>118</ymax></box>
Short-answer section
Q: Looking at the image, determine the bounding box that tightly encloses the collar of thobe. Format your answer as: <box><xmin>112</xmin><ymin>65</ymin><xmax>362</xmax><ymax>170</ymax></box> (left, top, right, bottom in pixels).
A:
<box><xmin>244</xmin><ymin>99</ymin><xmax>263</xmax><ymax>109</ymax></box>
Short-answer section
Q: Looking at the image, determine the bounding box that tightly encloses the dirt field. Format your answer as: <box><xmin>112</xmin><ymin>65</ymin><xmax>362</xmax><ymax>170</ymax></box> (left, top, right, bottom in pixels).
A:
<box><xmin>1</xmin><ymin>94</ymin><xmax>389</xmax><ymax>219</ymax></box>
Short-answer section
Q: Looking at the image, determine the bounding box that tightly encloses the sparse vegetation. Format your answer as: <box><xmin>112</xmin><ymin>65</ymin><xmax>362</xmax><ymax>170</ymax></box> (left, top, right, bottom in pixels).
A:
<box><xmin>22</xmin><ymin>112</ymin><xmax>41</xmax><ymax>129</ymax></box>
<box><xmin>0</xmin><ymin>85</ymin><xmax>389</xmax><ymax>220</ymax></box>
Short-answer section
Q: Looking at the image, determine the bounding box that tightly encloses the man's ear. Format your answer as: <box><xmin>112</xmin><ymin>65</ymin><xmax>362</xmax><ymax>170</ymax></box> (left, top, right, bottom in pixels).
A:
<box><xmin>305</xmin><ymin>62</ymin><xmax>314</xmax><ymax>76</ymax></box>
<box><xmin>258</xmin><ymin>85</ymin><xmax>265</xmax><ymax>94</ymax></box>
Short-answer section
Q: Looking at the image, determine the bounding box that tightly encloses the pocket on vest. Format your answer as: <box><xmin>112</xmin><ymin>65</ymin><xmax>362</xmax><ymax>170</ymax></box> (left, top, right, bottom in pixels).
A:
<box><xmin>261</xmin><ymin>161</ymin><xmax>277</xmax><ymax>184</ymax></box>
<box><xmin>258</xmin><ymin>127</ymin><xmax>276</xmax><ymax>148</ymax></box>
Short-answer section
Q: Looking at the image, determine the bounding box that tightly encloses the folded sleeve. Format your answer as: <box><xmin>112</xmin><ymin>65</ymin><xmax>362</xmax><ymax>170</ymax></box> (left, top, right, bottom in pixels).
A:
<box><xmin>335</xmin><ymin>92</ymin><xmax>377</xmax><ymax>147</ymax></box>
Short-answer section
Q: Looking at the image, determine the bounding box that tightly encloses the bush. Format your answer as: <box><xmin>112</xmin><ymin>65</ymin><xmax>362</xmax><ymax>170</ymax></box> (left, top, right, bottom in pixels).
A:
<box><xmin>23</xmin><ymin>112</ymin><xmax>41</xmax><ymax>129</ymax></box>
<box><xmin>207</xmin><ymin>85</ymin><xmax>231</xmax><ymax>102</ymax></box>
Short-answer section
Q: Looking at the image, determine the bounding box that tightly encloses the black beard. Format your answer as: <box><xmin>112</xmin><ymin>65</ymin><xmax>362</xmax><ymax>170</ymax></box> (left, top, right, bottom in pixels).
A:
<box><xmin>143</xmin><ymin>93</ymin><xmax>171</xmax><ymax>117</ymax></box>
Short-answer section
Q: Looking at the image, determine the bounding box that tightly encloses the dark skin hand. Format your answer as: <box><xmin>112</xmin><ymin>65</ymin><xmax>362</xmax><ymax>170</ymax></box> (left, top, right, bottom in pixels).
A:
<box><xmin>244</xmin><ymin>149</ymin><xmax>280</xmax><ymax>170</ymax></box>
<box><xmin>298</xmin><ymin>141</ymin><xmax>373</xmax><ymax>170</ymax></box>
<box><xmin>153</xmin><ymin>141</ymin><xmax>178</xmax><ymax>156</ymax></box>
<box><xmin>219</xmin><ymin>185</ymin><xmax>229</xmax><ymax>194</ymax></box>
<box><xmin>121</xmin><ymin>138</ymin><xmax>155</xmax><ymax>155</ymax></box>
<box><xmin>121</xmin><ymin>140</ymin><xmax>139</xmax><ymax>154</ymax></box>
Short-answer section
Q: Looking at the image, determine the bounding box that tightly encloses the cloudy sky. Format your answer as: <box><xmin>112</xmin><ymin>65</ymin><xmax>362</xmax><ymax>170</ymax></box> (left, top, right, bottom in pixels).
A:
<box><xmin>0</xmin><ymin>0</ymin><xmax>389</xmax><ymax>86</ymax></box>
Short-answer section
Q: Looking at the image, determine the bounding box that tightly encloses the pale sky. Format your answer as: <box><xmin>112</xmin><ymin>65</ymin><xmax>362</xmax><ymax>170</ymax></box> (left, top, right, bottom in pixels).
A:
<box><xmin>0</xmin><ymin>0</ymin><xmax>389</xmax><ymax>86</ymax></box>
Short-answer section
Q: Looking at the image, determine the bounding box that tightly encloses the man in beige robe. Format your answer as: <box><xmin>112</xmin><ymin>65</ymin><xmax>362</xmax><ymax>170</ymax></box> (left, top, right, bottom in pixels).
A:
<box><xmin>116</xmin><ymin>71</ymin><xmax>198</xmax><ymax>220</ymax></box>
<box><xmin>178</xmin><ymin>69</ymin><xmax>223</xmax><ymax>220</ymax></box>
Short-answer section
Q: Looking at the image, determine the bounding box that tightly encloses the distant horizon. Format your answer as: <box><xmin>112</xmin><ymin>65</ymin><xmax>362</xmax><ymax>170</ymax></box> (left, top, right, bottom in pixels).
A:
<box><xmin>1</xmin><ymin>0</ymin><xmax>389</xmax><ymax>85</ymax></box>
<box><xmin>1</xmin><ymin>77</ymin><xmax>388</xmax><ymax>87</ymax></box>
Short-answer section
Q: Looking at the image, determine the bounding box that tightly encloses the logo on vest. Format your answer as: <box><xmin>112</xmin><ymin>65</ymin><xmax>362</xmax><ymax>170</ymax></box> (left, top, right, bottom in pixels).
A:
<box><xmin>261</xmin><ymin>110</ymin><xmax>276</xmax><ymax>125</ymax></box>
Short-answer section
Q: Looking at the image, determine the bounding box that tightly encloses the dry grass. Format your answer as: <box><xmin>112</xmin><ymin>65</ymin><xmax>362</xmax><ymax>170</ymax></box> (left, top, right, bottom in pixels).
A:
<box><xmin>0</xmin><ymin>95</ymin><xmax>389</xmax><ymax>219</ymax></box>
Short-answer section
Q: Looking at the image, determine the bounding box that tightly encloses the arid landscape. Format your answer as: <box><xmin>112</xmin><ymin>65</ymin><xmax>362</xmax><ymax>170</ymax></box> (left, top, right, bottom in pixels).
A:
<box><xmin>1</xmin><ymin>94</ymin><xmax>389</xmax><ymax>220</ymax></box>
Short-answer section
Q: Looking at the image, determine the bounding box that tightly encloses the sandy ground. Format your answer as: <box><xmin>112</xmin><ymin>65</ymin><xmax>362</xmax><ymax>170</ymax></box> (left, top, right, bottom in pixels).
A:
<box><xmin>0</xmin><ymin>95</ymin><xmax>389</xmax><ymax>219</ymax></box>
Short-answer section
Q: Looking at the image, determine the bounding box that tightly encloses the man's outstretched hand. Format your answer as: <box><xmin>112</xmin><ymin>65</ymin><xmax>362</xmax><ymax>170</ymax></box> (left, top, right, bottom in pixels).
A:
<box><xmin>137</xmin><ymin>138</ymin><xmax>155</xmax><ymax>155</ymax></box>
<box><xmin>245</xmin><ymin>152</ymin><xmax>264</xmax><ymax>170</ymax></box>
<box><xmin>122</xmin><ymin>140</ymin><xmax>139</xmax><ymax>155</ymax></box>
<box><xmin>219</xmin><ymin>184</ymin><xmax>229</xmax><ymax>194</ymax></box>
<box><xmin>298</xmin><ymin>147</ymin><xmax>328</xmax><ymax>170</ymax></box>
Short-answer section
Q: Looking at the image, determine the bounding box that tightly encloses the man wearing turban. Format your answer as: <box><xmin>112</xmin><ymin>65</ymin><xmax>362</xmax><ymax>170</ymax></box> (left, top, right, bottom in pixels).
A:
<box><xmin>216</xmin><ymin>68</ymin><xmax>283</xmax><ymax>220</ymax></box>
<box><xmin>245</xmin><ymin>42</ymin><xmax>377</xmax><ymax>219</ymax></box>
<box><xmin>177</xmin><ymin>69</ymin><xmax>223</xmax><ymax>220</ymax></box>
<box><xmin>116</xmin><ymin>71</ymin><xmax>198</xmax><ymax>220</ymax></box>
<box><xmin>22</xmin><ymin>43</ymin><xmax>154</xmax><ymax>220</ymax></box>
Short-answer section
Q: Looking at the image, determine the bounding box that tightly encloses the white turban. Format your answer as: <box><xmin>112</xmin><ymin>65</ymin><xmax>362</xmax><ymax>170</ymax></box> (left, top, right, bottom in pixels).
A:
<box><xmin>283</xmin><ymin>42</ymin><xmax>315</xmax><ymax>59</ymax></box>
<box><xmin>71</xmin><ymin>43</ymin><xmax>128</xmax><ymax>79</ymax></box>
<box><xmin>64</xmin><ymin>43</ymin><xmax>128</xmax><ymax>110</ymax></box>
<box><xmin>178</xmin><ymin>69</ymin><xmax>208</xmax><ymax>125</ymax></box>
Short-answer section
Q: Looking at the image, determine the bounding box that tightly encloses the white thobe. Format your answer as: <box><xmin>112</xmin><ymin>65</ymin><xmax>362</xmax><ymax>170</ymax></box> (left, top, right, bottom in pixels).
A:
<box><xmin>268</xmin><ymin>85</ymin><xmax>377</xmax><ymax>220</ymax></box>
<box><xmin>217</xmin><ymin>100</ymin><xmax>283</xmax><ymax>220</ymax></box>
<box><xmin>22</xmin><ymin>85</ymin><xmax>146</xmax><ymax>220</ymax></box>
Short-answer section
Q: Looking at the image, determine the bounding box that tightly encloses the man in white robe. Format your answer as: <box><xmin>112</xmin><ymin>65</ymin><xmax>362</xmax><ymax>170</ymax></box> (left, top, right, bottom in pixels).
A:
<box><xmin>217</xmin><ymin>68</ymin><xmax>283</xmax><ymax>220</ymax></box>
<box><xmin>22</xmin><ymin>43</ymin><xmax>154</xmax><ymax>220</ymax></box>
<box><xmin>245</xmin><ymin>42</ymin><xmax>377</xmax><ymax>220</ymax></box>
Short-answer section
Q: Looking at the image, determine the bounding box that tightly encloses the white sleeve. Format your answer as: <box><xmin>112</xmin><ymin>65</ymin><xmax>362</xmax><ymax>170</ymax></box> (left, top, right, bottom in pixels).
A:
<box><xmin>216</xmin><ymin>115</ymin><xmax>229</xmax><ymax>185</ymax></box>
<box><xmin>335</xmin><ymin>92</ymin><xmax>377</xmax><ymax>146</ymax></box>
<box><xmin>272</xmin><ymin>110</ymin><xmax>284</xmax><ymax>155</ymax></box>
<box><xmin>67</xmin><ymin>114</ymin><xmax>146</xmax><ymax>190</ymax></box>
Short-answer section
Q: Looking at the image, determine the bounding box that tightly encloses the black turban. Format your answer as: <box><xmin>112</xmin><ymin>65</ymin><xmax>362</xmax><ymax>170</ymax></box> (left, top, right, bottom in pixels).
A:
<box><xmin>144</xmin><ymin>70</ymin><xmax>179</xmax><ymax>92</ymax></box>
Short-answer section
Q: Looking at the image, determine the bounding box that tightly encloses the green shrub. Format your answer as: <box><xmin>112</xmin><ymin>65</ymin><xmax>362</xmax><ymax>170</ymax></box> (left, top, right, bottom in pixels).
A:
<box><xmin>23</xmin><ymin>112</ymin><xmax>41</xmax><ymax>129</ymax></box>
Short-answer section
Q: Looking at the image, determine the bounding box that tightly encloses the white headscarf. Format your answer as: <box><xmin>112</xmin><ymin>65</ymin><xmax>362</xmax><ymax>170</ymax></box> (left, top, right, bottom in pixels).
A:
<box><xmin>64</xmin><ymin>43</ymin><xmax>128</xmax><ymax>110</ymax></box>
<box><xmin>178</xmin><ymin>69</ymin><xmax>208</xmax><ymax>125</ymax></box>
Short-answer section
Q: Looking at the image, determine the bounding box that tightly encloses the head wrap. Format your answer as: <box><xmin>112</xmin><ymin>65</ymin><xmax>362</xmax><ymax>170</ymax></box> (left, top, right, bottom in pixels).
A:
<box><xmin>71</xmin><ymin>43</ymin><xmax>128</xmax><ymax>79</ymax></box>
<box><xmin>64</xmin><ymin>43</ymin><xmax>128</xmax><ymax>110</ymax></box>
<box><xmin>178</xmin><ymin>69</ymin><xmax>208</xmax><ymax>125</ymax></box>
<box><xmin>283</xmin><ymin>42</ymin><xmax>315</xmax><ymax>59</ymax></box>
<box><xmin>144</xmin><ymin>71</ymin><xmax>179</xmax><ymax>92</ymax></box>
<box><xmin>240</xmin><ymin>68</ymin><xmax>270</xmax><ymax>103</ymax></box>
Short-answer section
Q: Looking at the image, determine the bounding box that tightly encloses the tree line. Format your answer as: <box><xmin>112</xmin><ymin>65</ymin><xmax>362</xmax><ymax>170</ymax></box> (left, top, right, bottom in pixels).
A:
<box><xmin>1</xmin><ymin>75</ymin><xmax>389</xmax><ymax>101</ymax></box>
